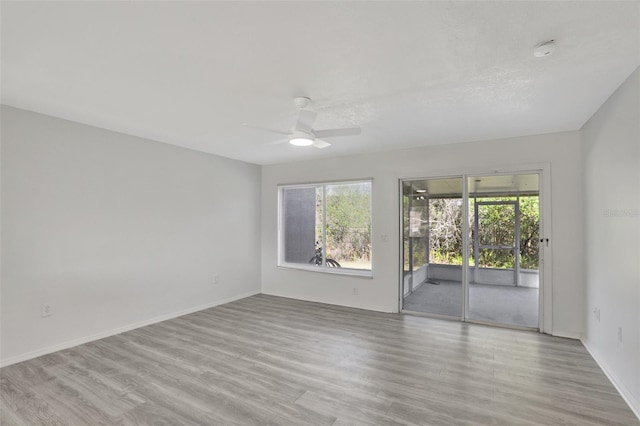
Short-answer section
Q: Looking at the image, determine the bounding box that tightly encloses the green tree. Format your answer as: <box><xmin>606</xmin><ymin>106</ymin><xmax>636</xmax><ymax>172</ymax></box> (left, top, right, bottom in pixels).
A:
<box><xmin>427</xmin><ymin>196</ymin><xmax>540</xmax><ymax>270</ymax></box>
<box><xmin>518</xmin><ymin>196</ymin><xmax>540</xmax><ymax>269</ymax></box>
<box><xmin>325</xmin><ymin>185</ymin><xmax>371</xmax><ymax>262</ymax></box>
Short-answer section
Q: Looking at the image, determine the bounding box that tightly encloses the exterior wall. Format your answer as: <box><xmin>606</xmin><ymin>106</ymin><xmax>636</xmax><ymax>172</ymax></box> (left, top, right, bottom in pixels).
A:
<box><xmin>262</xmin><ymin>130</ymin><xmax>583</xmax><ymax>336</ymax></box>
<box><xmin>403</xmin><ymin>264</ymin><xmax>428</xmax><ymax>296</ymax></box>
<box><xmin>283</xmin><ymin>187</ymin><xmax>316</xmax><ymax>264</ymax></box>
<box><xmin>427</xmin><ymin>264</ymin><xmax>539</xmax><ymax>288</ymax></box>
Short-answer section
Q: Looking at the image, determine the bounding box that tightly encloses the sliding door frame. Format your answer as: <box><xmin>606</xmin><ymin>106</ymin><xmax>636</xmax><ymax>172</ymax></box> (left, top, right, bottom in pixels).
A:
<box><xmin>398</xmin><ymin>163</ymin><xmax>552</xmax><ymax>334</ymax></box>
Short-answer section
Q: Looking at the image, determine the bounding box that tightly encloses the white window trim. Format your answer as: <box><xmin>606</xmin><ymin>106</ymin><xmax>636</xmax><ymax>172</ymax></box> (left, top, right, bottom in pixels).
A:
<box><xmin>277</xmin><ymin>179</ymin><xmax>373</xmax><ymax>278</ymax></box>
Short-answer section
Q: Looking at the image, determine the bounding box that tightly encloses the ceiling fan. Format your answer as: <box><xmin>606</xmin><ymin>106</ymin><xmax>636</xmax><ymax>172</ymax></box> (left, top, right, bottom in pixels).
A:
<box><xmin>244</xmin><ymin>97</ymin><xmax>361</xmax><ymax>149</ymax></box>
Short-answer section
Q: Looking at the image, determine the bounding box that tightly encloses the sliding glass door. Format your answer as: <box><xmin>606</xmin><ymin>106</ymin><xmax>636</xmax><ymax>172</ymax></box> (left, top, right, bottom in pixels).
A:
<box><xmin>466</xmin><ymin>173</ymin><xmax>540</xmax><ymax>328</ymax></box>
<box><xmin>401</xmin><ymin>172</ymin><xmax>541</xmax><ymax>329</ymax></box>
<box><xmin>402</xmin><ymin>177</ymin><xmax>463</xmax><ymax>317</ymax></box>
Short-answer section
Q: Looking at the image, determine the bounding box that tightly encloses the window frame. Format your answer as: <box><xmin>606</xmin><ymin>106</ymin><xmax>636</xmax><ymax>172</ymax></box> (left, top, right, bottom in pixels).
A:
<box><xmin>277</xmin><ymin>179</ymin><xmax>373</xmax><ymax>277</ymax></box>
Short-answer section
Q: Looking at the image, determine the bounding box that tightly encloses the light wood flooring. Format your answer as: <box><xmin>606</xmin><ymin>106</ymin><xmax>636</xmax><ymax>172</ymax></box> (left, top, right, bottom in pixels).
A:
<box><xmin>1</xmin><ymin>294</ymin><xmax>637</xmax><ymax>425</ymax></box>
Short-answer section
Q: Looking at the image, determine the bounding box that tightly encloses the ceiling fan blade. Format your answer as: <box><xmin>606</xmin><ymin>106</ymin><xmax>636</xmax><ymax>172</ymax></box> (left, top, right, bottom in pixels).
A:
<box><xmin>312</xmin><ymin>139</ymin><xmax>331</xmax><ymax>149</ymax></box>
<box><xmin>294</xmin><ymin>110</ymin><xmax>317</xmax><ymax>133</ymax></box>
<box><xmin>241</xmin><ymin>123</ymin><xmax>289</xmax><ymax>135</ymax></box>
<box><xmin>313</xmin><ymin>127</ymin><xmax>361</xmax><ymax>138</ymax></box>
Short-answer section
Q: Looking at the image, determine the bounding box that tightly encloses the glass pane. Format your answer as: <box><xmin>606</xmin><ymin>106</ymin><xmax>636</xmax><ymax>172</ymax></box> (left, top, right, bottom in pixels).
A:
<box><xmin>429</xmin><ymin>198</ymin><xmax>463</xmax><ymax>265</ymax></box>
<box><xmin>519</xmin><ymin>195</ymin><xmax>540</xmax><ymax>270</ymax></box>
<box><xmin>410</xmin><ymin>200</ymin><xmax>428</xmax><ymax>271</ymax></box>
<box><xmin>477</xmin><ymin>204</ymin><xmax>516</xmax><ymax>246</ymax></box>
<box><xmin>467</xmin><ymin>174</ymin><xmax>539</xmax><ymax>328</ymax></box>
<box><xmin>402</xmin><ymin>178</ymin><xmax>463</xmax><ymax>317</ymax></box>
<box><xmin>478</xmin><ymin>248</ymin><xmax>515</xmax><ymax>269</ymax></box>
<box><xmin>325</xmin><ymin>182</ymin><xmax>371</xmax><ymax>270</ymax></box>
<box><xmin>402</xmin><ymin>184</ymin><xmax>411</xmax><ymax>295</ymax></box>
<box><xmin>282</xmin><ymin>186</ymin><xmax>322</xmax><ymax>266</ymax></box>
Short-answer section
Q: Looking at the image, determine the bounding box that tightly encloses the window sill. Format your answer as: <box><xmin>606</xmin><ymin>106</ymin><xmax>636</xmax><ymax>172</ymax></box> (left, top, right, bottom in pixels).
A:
<box><xmin>277</xmin><ymin>263</ymin><xmax>373</xmax><ymax>278</ymax></box>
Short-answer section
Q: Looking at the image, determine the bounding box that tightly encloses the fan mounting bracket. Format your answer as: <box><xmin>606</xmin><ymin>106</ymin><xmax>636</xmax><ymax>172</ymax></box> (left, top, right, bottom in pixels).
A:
<box><xmin>293</xmin><ymin>97</ymin><xmax>311</xmax><ymax>110</ymax></box>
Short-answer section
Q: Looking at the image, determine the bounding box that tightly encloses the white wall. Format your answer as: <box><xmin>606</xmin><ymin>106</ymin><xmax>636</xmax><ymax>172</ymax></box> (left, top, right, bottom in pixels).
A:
<box><xmin>262</xmin><ymin>131</ymin><xmax>583</xmax><ymax>337</ymax></box>
<box><xmin>0</xmin><ymin>106</ymin><xmax>262</xmax><ymax>366</ymax></box>
<box><xmin>581</xmin><ymin>67</ymin><xmax>640</xmax><ymax>416</ymax></box>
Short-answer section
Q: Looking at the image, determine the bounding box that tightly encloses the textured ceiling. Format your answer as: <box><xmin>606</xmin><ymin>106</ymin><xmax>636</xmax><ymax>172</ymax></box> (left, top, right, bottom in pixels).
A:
<box><xmin>2</xmin><ymin>1</ymin><xmax>639</xmax><ymax>165</ymax></box>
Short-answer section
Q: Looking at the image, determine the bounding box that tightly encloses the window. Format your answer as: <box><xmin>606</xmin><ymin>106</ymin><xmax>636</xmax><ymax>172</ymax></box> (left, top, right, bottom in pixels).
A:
<box><xmin>279</xmin><ymin>180</ymin><xmax>372</xmax><ymax>275</ymax></box>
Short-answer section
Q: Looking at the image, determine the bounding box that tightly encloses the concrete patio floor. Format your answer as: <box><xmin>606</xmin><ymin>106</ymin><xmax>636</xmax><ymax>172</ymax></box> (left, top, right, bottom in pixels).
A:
<box><xmin>403</xmin><ymin>280</ymin><xmax>539</xmax><ymax>328</ymax></box>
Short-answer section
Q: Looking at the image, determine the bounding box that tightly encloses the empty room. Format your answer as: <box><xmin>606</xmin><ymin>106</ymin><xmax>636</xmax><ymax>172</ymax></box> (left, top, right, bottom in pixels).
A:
<box><xmin>1</xmin><ymin>1</ymin><xmax>639</xmax><ymax>425</ymax></box>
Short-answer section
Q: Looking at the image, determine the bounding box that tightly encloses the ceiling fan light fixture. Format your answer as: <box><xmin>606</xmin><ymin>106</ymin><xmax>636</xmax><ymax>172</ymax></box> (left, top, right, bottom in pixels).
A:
<box><xmin>249</xmin><ymin>97</ymin><xmax>360</xmax><ymax>149</ymax></box>
<box><xmin>289</xmin><ymin>137</ymin><xmax>314</xmax><ymax>146</ymax></box>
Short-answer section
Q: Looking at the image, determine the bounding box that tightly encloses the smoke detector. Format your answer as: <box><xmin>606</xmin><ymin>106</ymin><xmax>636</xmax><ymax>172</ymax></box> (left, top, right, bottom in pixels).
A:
<box><xmin>533</xmin><ymin>40</ymin><xmax>556</xmax><ymax>58</ymax></box>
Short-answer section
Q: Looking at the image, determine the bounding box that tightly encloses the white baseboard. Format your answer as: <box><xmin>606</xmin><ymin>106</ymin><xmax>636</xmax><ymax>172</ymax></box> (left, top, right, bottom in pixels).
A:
<box><xmin>0</xmin><ymin>289</ymin><xmax>260</xmax><ymax>368</ymax></box>
<box><xmin>261</xmin><ymin>291</ymin><xmax>395</xmax><ymax>313</ymax></box>
<box><xmin>551</xmin><ymin>329</ymin><xmax>582</xmax><ymax>340</ymax></box>
<box><xmin>581</xmin><ymin>338</ymin><xmax>640</xmax><ymax>421</ymax></box>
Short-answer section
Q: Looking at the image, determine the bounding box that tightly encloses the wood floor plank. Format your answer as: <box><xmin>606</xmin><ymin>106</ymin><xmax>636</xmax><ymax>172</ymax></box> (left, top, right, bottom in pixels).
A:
<box><xmin>1</xmin><ymin>376</ymin><xmax>72</xmax><ymax>426</ymax></box>
<box><xmin>1</xmin><ymin>294</ymin><xmax>637</xmax><ymax>425</ymax></box>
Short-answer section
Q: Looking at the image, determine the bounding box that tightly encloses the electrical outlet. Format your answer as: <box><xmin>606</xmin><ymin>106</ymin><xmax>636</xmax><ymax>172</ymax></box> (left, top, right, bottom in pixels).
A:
<box><xmin>381</xmin><ymin>234</ymin><xmax>389</xmax><ymax>242</ymax></box>
<box><xmin>593</xmin><ymin>307</ymin><xmax>600</xmax><ymax>322</ymax></box>
<box><xmin>213</xmin><ymin>274</ymin><xmax>219</xmax><ymax>285</ymax></box>
<box><xmin>618</xmin><ymin>327</ymin><xmax>623</xmax><ymax>343</ymax></box>
<box><xmin>41</xmin><ymin>304</ymin><xmax>52</xmax><ymax>317</ymax></box>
